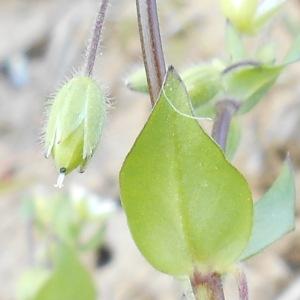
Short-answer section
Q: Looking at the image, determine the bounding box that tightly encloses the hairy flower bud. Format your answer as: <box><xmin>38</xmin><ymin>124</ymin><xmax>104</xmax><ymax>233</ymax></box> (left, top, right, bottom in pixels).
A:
<box><xmin>45</xmin><ymin>76</ymin><xmax>106</xmax><ymax>187</ymax></box>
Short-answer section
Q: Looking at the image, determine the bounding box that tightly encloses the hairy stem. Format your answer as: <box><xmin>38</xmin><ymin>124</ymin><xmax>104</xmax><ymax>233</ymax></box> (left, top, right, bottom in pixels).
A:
<box><xmin>85</xmin><ymin>0</ymin><xmax>109</xmax><ymax>77</ymax></box>
<box><xmin>211</xmin><ymin>100</ymin><xmax>240</xmax><ymax>152</ymax></box>
<box><xmin>136</xmin><ymin>0</ymin><xmax>166</xmax><ymax>106</ymax></box>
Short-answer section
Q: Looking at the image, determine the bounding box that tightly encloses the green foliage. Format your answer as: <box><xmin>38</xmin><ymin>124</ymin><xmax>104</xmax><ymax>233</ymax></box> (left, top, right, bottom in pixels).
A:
<box><xmin>225</xmin><ymin>21</ymin><xmax>248</xmax><ymax>63</ymax></box>
<box><xmin>17</xmin><ymin>269</ymin><xmax>51</xmax><ymax>300</ymax></box>
<box><xmin>225</xmin><ymin>118</ymin><xmax>242</xmax><ymax>161</ymax></box>
<box><xmin>35</xmin><ymin>245</ymin><xmax>96</xmax><ymax>300</ymax></box>
<box><xmin>120</xmin><ymin>67</ymin><xmax>253</xmax><ymax>276</ymax></box>
<box><xmin>18</xmin><ymin>190</ymin><xmax>116</xmax><ymax>300</ymax></box>
<box><xmin>240</xmin><ymin>159</ymin><xmax>296</xmax><ymax>260</ymax></box>
<box><xmin>222</xmin><ymin>65</ymin><xmax>283</xmax><ymax>114</ymax></box>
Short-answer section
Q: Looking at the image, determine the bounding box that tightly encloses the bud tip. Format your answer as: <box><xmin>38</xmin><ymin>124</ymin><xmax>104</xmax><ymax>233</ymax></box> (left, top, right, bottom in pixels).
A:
<box><xmin>54</xmin><ymin>168</ymin><xmax>67</xmax><ymax>188</ymax></box>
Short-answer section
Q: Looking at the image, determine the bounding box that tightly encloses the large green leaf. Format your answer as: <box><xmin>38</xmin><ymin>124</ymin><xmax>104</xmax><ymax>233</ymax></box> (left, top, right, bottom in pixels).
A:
<box><xmin>120</xmin><ymin>67</ymin><xmax>253</xmax><ymax>276</ymax></box>
<box><xmin>35</xmin><ymin>246</ymin><xmax>96</xmax><ymax>300</ymax></box>
<box><xmin>239</xmin><ymin>159</ymin><xmax>296</xmax><ymax>261</ymax></box>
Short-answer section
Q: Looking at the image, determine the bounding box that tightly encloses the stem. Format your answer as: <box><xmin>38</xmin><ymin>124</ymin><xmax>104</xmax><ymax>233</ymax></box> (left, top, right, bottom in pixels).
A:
<box><xmin>222</xmin><ymin>60</ymin><xmax>261</xmax><ymax>75</ymax></box>
<box><xmin>190</xmin><ymin>269</ymin><xmax>225</xmax><ymax>300</ymax></box>
<box><xmin>236</xmin><ymin>264</ymin><xmax>249</xmax><ymax>300</ymax></box>
<box><xmin>85</xmin><ymin>0</ymin><xmax>109</xmax><ymax>77</ymax></box>
<box><xmin>211</xmin><ymin>100</ymin><xmax>240</xmax><ymax>152</ymax></box>
<box><xmin>136</xmin><ymin>0</ymin><xmax>166</xmax><ymax>106</ymax></box>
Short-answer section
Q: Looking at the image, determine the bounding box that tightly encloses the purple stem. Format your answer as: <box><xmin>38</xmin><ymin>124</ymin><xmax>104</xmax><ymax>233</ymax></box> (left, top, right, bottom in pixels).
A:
<box><xmin>236</xmin><ymin>264</ymin><xmax>249</xmax><ymax>300</ymax></box>
<box><xmin>191</xmin><ymin>269</ymin><xmax>225</xmax><ymax>300</ymax></box>
<box><xmin>222</xmin><ymin>60</ymin><xmax>261</xmax><ymax>75</ymax></box>
<box><xmin>85</xmin><ymin>0</ymin><xmax>109</xmax><ymax>77</ymax></box>
<box><xmin>211</xmin><ymin>100</ymin><xmax>240</xmax><ymax>152</ymax></box>
<box><xmin>136</xmin><ymin>0</ymin><xmax>166</xmax><ymax>106</ymax></box>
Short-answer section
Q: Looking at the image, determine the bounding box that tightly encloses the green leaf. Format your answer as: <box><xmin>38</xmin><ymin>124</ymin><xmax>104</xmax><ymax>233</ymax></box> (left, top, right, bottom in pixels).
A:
<box><xmin>222</xmin><ymin>65</ymin><xmax>283</xmax><ymax>114</ymax></box>
<box><xmin>283</xmin><ymin>34</ymin><xmax>300</xmax><ymax>65</ymax></box>
<box><xmin>17</xmin><ymin>268</ymin><xmax>51</xmax><ymax>300</ymax></box>
<box><xmin>239</xmin><ymin>159</ymin><xmax>296</xmax><ymax>261</ymax></box>
<box><xmin>35</xmin><ymin>246</ymin><xmax>96</xmax><ymax>300</ymax></box>
<box><xmin>255</xmin><ymin>42</ymin><xmax>277</xmax><ymax>65</ymax></box>
<box><xmin>120</xmin><ymin>66</ymin><xmax>253</xmax><ymax>276</ymax></box>
<box><xmin>253</xmin><ymin>1</ymin><xmax>285</xmax><ymax>32</ymax></box>
<box><xmin>226</xmin><ymin>118</ymin><xmax>242</xmax><ymax>161</ymax></box>
<box><xmin>225</xmin><ymin>22</ymin><xmax>248</xmax><ymax>63</ymax></box>
<box><xmin>79</xmin><ymin>225</ymin><xmax>106</xmax><ymax>252</ymax></box>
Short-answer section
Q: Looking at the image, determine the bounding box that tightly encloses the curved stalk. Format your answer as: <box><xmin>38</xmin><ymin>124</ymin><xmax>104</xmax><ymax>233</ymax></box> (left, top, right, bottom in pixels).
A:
<box><xmin>85</xmin><ymin>0</ymin><xmax>109</xmax><ymax>77</ymax></box>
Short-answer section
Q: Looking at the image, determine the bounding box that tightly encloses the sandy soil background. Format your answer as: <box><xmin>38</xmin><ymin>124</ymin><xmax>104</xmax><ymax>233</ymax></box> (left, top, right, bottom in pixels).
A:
<box><xmin>0</xmin><ymin>0</ymin><xmax>300</xmax><ymax>299</ymax></box>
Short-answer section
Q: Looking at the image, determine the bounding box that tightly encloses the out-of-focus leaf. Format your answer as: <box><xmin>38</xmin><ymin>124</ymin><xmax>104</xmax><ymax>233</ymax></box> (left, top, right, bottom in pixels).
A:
<box><xmin>35</xmin><ymin>245</ymin><xmax>96</xmax><ymax>300</ymax></box>
<box><xmin>226</xmin><ymin>118</ymin><xmax>242</xmax><ymax>161</ymax></box>
<box><xmin>239</xmin><ymin>159</ymin><xmax>296</xmax><ymax>261</ymax></box>
<box><xmin>225</xmin><ymin>22</ymin><xmax>248</xmax><ymax>63</ymax></box>
<box><xmin>79</xmin><ymin>225</ymin><xmax>106</xmax><ymax>252</ymax></box>
<box><xmin>120</xmin><ymin>66</ymin><xmax>253</xmax><ymax>276</ymax></box>
<box><xmin>17</xmin><ymin>268</ymin><xmax>50</xmax><ymax>300</ymax></box>
<box><xmin>222</xmin><ymin>65</ymin><xmax>283</xmax><ymax>114</ymax></box>
<box><xmin>283</xmin><ymin>34</ymin><xmax>300</xmax><ymax>64</ymax></box>
<box><xmin>255</xmin><ymin>42</ymin><xmax>277</xmax><ymax>65</ymax></box>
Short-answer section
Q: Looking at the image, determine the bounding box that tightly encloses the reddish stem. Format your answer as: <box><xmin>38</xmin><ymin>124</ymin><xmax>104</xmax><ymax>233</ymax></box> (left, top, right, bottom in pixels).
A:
<box><xmin>136</xmin><ymin>0</ymin><xmax>166</xmax><ymax>106</ymax></box>
<box><xmin>190</xmin><ymin>268</ymin><xmax>225</xmax><ymax>300</ymax></box>
<box><xmin>85</xmin><ymin>0</ymin><xmax>109</xmax><ymax>77</ymax></box>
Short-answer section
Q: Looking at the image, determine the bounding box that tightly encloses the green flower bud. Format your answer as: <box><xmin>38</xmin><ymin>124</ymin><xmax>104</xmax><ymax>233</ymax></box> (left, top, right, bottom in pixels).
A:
<box><xmin>182</xmin><ymin>64</ymin><xmax>221</xmax><ymax>108</ymax></box>
<box><xmin>126</xmin><ymin>68</ymin><xmax>149</xmax><ymax>93</ymax></box>
<box><xmin>45</xmin><ymin>76</ymin><xmax>106</xmax><ymax>187</ymax></box>
<box><xmin>220</xmin><ymin>0</ymin><xmax>286</xmax><ymax>34</ymax></box>
<box><xmin>127</xmin><ymin>63</ymin><xmax>222</xmax><ymax>108</ymax></box>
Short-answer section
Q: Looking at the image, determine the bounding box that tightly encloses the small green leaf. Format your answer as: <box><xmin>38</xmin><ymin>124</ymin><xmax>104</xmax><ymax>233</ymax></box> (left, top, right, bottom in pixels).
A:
<box><xmin>253</xmin><ymin>1</ymin><xmax>286</xmax><ymax>31</ymax></box>
<box><xmin>222</xmin><ymin>65</ymin><xmax>283</xmax><ymax>114</ymax></box>
<box><xmin>79</xmin><ymin>225</ymin><xmax>106</xmax><ymax>252</ymax></box>
<box><xmin>239</xmin><ymin>159</ymin><xmax>296</xmax><ymax>261</ymax></box>
<box><xmin>255</xmin><ymin>42</ymin><xmax>277</xmax><ymax>65</ymax></box>
<box><xmin>225</xmin><ymin>22</ymin><xmax>248</xmax><ymax>63</ymax></box>
<box><xmin>226</xmin><ymin>118</ymin><xmax>242</xmax><ymax>161</ymax></box>
<box><xmin>120</xmin><ymin>66</ymin><xmax>253</xmax><ymax>276</ymax></box>
<box><xmin>35</xmin><ymin>245</ymin><xmax>96</xmax><ymax>300</ymax></box>
<box><xmin>283</xmin><ymin>34</ymin><xmax>300</xmax><ymax>64</ymax></box>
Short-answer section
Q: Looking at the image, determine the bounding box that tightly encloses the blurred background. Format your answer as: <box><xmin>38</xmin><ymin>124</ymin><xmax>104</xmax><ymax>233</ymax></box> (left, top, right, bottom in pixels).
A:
<box><xmin>0</xmin><ymin>0</ymin><xmax>300</xmax><ymax>299</ymax></box>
